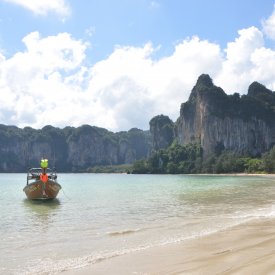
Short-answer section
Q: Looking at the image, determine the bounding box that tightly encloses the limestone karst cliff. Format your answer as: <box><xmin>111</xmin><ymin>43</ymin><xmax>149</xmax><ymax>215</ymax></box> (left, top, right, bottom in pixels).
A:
<box><xmin>174</xmin><ymin>74</ymin><xmax>275</xmax><ymax>157</ymax></box>
<box><xmin>0</xmin><ymin>124</ymin><xmax>152</xmax><ymax>172</ymax></box>
<box><xmin>149</xmin><ymin>115</ymin><xmax>174</xmax><ymax>151</ymax></box>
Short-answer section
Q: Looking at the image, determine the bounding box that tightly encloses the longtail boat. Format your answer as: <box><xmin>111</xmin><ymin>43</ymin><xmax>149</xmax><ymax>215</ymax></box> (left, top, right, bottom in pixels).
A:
<box><xmin>23</xmin><ymin>159</ymin><xmax>62</xmax><ymax>200</ymax></box>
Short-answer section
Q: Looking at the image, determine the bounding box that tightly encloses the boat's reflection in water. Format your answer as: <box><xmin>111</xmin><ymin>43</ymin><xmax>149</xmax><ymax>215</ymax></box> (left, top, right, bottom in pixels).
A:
<box><xmin>22</xmin><ymin>198</ymin><xmax>62</xmax><ymax>229</ymax></box>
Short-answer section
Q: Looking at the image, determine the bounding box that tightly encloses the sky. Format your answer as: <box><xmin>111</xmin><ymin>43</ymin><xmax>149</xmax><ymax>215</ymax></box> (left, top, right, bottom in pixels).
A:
<box><xmin>0</xmin><ymin>0</ymin><xmax>275</xmax><ymax>131</ymax></box>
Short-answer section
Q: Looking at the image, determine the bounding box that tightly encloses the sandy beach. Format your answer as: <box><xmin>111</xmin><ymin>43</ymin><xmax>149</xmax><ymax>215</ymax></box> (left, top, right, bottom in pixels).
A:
<box><xmin>66</xmin><ymin>217</ymin><xmax>275</xmax><ymax>275</ymax></box>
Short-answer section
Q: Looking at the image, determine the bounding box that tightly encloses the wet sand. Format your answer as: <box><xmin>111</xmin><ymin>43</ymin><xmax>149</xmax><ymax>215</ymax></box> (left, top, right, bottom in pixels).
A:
<box><xmin>66</xmin><ymin>218</ymin><xmax>275</xmax><ymax>275</ymax></box>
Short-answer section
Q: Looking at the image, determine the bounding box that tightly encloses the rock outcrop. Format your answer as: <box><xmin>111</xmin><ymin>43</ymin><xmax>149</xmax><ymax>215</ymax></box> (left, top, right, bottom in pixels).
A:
<box><xmin>149</xmin><ymin>115</ymin><xmax>174</xmax><ymax>151</ymax></box>
<box><xmin>175</xmin><ymin>74</ymin><xmax>275</xmax><ymax>157</ymax></box>
<box><xmin>0</xmin><ymin>124</ymin><xmax>152</xmax><ymax>172</ymax></box>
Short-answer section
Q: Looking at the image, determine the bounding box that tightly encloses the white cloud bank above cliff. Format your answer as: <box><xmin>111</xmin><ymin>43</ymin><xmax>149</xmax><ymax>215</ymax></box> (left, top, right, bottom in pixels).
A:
<box><xmin>1</xmin><ymin>9</ymin><xmax>275</xmax><ymax>131</ymax></box>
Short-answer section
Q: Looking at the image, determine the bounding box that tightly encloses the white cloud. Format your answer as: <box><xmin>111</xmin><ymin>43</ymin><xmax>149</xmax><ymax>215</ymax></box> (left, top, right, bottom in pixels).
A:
<box><xmin>215</xmin><ymin>26</ymin><xmax>265</xmax><ymax>93</ymax></box>
<box><xmin>2</xmin><ymin>14</ymin><xmax>275</xmax><ymax>131</ymax></box>
<box><xmin>225</xmin><ymin>27</ymin><xmax>264</xmax><ymax>67</ymax></box>
<box><xmin>86</xmin><ymin>38</ymin><xmax>223</xmax><ymax>129</ymax></box>
<box><xmin>0</xmin><ymin>33</ymin><xmax>223</xmax><ymax>131</ymax></box>
<box><xmin>0</xmin><ymin>32</ymin><xmax>89</xmax><ymax>127</ymax></box>
<box><xmin>250</xmin><ymin>47</ymin><xmax>275</xmax><ymax>84</ymax></box>
<box><xmin>2</xmin><ymin>0</ymin><xmax>71</xmax><ymax>19</ymax></box>
<box><xmin>262</xmin><ymin>4</ymin><xmax>275</xmax><ymax>40</ymax></box>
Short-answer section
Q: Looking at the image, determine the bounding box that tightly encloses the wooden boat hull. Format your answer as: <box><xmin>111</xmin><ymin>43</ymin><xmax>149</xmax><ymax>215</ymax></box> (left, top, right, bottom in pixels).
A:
<box><xmin>23</xmin><ymin>180</ymin><xmax>62</xmax><ymax>200</ymax></box>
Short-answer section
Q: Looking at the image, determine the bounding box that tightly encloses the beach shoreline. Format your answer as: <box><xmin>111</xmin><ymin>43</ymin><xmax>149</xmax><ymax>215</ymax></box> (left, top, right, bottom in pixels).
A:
<box><xmin>188</xmin><ymin>173</ymin><xmax>275</xmax><ymax>177</ymax></box>
<box><xmin>65</xmin><ymin>217</ymin><xmax>275</xmax><ymax>275</ymax></box>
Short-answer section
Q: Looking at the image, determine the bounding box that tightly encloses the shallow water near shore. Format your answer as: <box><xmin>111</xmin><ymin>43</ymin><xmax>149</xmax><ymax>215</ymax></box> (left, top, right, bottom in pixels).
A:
<box><xmin>1</xmin><ymin>173</ymin><xmax>275</xmax><ymax>274</ymax></box>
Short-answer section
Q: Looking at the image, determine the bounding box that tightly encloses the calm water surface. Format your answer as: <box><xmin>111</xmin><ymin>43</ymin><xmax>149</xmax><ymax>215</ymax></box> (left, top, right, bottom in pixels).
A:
<box><xmin>1</xmin><ymin>173</ymin><xmax>275</xmax><ymax>274</ymax></box>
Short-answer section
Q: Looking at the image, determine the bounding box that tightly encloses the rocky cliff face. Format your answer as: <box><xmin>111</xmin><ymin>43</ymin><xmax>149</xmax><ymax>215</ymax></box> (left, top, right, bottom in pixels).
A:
<box><xmin>175</xmin><ymin>74</ymin><xmax>275</xmax><ymax>157</ymax></box>
<box><xmin>66</xmin><ymin>126</ymin><xmax>151</xmax><ymax>171</ymax></box>
<box><xmin>0</xmin><ymin>124</ymin><xmax>152</xmax><ymax>172</ymax></box>
<box><xmin>149</xmin><ymin>115</ymin><xmax>174</xmax><ymax>151</ymax></box>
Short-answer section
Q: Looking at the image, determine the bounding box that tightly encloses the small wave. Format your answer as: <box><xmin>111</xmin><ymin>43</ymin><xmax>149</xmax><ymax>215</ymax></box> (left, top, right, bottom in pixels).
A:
<box><xmin>232</xmin><ymin>204</ymin><xmax>275</xmax><ymax>220</ymax></box>
<box><xmin>14</xmin><ymin>244</ymin><xmax>156</xmax><ymax>275</ymax></box>
<box><xmin>107</xmin><ymin>228</ymin><xmax>142</xmax><ymax>236</ymax></box>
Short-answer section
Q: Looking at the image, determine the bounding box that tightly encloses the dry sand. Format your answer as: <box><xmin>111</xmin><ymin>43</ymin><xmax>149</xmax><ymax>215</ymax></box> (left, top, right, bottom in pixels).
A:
<box><xmin>65</xmin><ymin>217</ymin><xmax>275</xmax><ymax>275</ymax></box>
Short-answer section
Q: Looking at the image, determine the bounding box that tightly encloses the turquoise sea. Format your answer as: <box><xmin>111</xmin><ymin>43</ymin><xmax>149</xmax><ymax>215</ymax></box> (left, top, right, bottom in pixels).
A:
<box><xmin>1</xmin><ymin>173</ymin><xmax>275</xmax><ymax>274</ymax></box>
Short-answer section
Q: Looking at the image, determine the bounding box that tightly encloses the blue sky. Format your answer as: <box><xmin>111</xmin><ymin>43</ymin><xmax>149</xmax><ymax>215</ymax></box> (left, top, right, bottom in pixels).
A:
<box><xmin>1</xmin><ymin>0</ymin><xmax>274</xmax><ymax>60</ymax></box>
<box><xmin>0</xmin><ymin>0</ymin><xmax>275</xmax><ymax>131</ymax></box>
